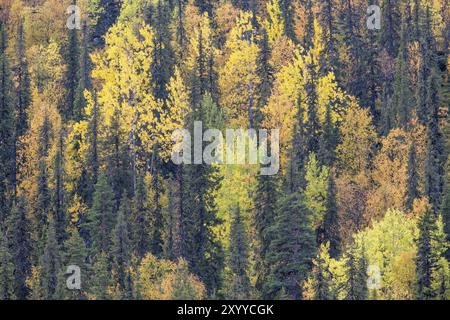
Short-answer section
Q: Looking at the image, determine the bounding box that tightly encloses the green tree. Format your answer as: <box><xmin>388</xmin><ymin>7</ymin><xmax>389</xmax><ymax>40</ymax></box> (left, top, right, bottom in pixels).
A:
<box><xmin>6</xmin><ymin>196</ymin><xmax>31</xmax><ymax>300</ymax></box>
<box><xmin>112</xmin><ymin>195</ymin><xmax>131</xmax><ymax>298</ymax></box>
<box><xmin>417</xmin><ymin>210</ymin><xmax>449</xmax><ymax>299</ymax></box>
<box><xmin>88</xmin><ymin>173</ymin><xmax>116</xmax><ymax>255</ymax></box>
<box><xmin>0</xmin><ymin>22</ymin><xmax>15</xmax><ymax>219</ymax></box>
<box><xmin>0</xmin><ymin>230</ymin><xmax>15</xmax><ymax>300</ymax></box>
<box><xmin>265</xmin><ymin>191</ymin><xmax>316</xmax><ymax>299</ymax></box>
<box><xmin>228</xmin><ymin>206</ymin><xmax>251</xmax><ymax>299</ymax></box>
<box><xmin>14</xmin><ymin>19</ymin><xmax>31</xmax><ymax>138</ymax></box>
<box><xmin>41</xmin><ymin>218</ymin><xmax>60</xmax><ymax>300</ymax></box>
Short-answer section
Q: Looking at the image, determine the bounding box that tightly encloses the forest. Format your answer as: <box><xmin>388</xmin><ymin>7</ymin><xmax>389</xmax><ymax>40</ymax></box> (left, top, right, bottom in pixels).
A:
<box><xmin>0</xmin><ymin>0</ymin><xmax>449</xmax><ymax>300</ymax></box>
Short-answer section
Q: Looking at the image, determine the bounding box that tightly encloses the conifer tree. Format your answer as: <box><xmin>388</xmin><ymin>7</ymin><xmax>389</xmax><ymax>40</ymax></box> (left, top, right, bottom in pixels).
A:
<box><xmin>64</xmin><ymin>0</ymin><xmax>80</xmax><ymax>122</ymax></box>
<box><xmin>345</xmin><ymin>245</ymin><xmax>368</xmax><ymax>300</ymax></box>
<box><xmin>131</xmin><ymin>176</ymin><xmax>151</xmax><ymax>259</ymax></box>
<box><xmin>88</xmin><ymin>173</ymin><xmax>116</xmax><ymax>255</ymax></box>
<box><xmin>265</xmin><ymin>191</ymin><xmax>316</xmax><ymax>299</ymax></box>
<box><xmin>89</xmin><ymin>251</ymin><xmax>111</xmax><ymax>300</ymax></box>
<box><xmin>53</xmin><ymin>132</ymin><xmax>66</xmax><ymax>244</ymax></box>
<box><xmin>255</xmin><ymin>29</ymin><xmax>273</xmax><ymax>127</ymax></box>
<box><xmin>0</xmin><ymin>230</ymin><xmax>15</xmax><ymax>300</ymax></box>
<box><xmin>0</xmin><ymin>22</ymin><xmax>15</xmax><ymax>219</ymax></box>
<box><xmin>14</xmin><ymin>19</ymin><xmax>31</xmax><ymax>138</ymax></box>
<box><xmin>318</xmin><ymin>104</ymin><xmax>338</xmax><ymax>167</ymax></box>
<box><xmin>392</xmin><ymin>7</ymin><xmax>413</xmax><ymax>128</ymax></box>
<box><xmin>416</xmin><ymin>209</ymin><xmax>448</xmax><ymax>299</ymax></box>
<box><xmin>35</xmin><ymin>114</ymin><xmax>52</xmax><ymax>243</ymax></box>
<box><xmin>229</xmin><ymin>206</ymin><xmax>251</xmax><ymax>299</ymax></box>
<box><xmin>59</xmin><ymin>227</ymin><xmax>87</xmax><ymax>299</ymax></box>
<box><xmin>41</xmin><ymin>218</ymin><xmax>60</xmax><ymax>300</ymax></box>
<box><xmin>322</xmin><ymin>174</ymin><xmax>340</xmax><ymax>258</ymax></box>
<box><xmin>74</xmin><ymin>21</ymin><xmax>92</xmax><ymax>121</ymax></box>
<box><xmin>149</xmin><ymin>0</ymin><xmax>174</xmax><ymax>101</ymax></box>
<box><xmin>254</xmin><ymin>172</ymin><xmax>280</xmax><ymax>293</ymax></box>
<box><xmin>112</xmin><ymin>195</ymin><xmax>131</xmax><ymax>298</ymax></box>
<box><xmin>6</xmin><ymin>196</ymin><xmax>31</xmax><ymax>299</ymax></box>
<box><xmin>442</xmin><ymin>170</ymin><xmax>450</xmax><ymax>259</ymax></box>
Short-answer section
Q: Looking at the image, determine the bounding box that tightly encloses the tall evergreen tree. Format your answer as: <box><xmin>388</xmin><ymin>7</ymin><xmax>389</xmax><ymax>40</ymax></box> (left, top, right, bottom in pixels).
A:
<box><xmin>254</xmin><ymin>172</ymin><xmax>280</xmax><ymax>294</ymax></box>
<box><xmin>74</xmin><ymin>21</ymin><xmax>92</xmax><ymax>121</ymax></box>
<box><xmin>392</xmin><ymin>6</ymin><xmax>413</xmax><ymax>128</ymax></box>
<box><xmin>417</xmin><ymin>210</ymin><xmax>449</xmax><ymax>299</ymax></box>
<box><xmin>35</xmin><ymin>114</ymin><xmax>52</xmax><ymax>243</ymax></box>
<box><xmin>345</xmin><ymin>245</ymin><xmax>368</xmax><ymax>300</ymax></box>
<box><xmin>322</xmin><ymin>173</ymin><xmax>340</xmax><ymax>258</ymax></box>
<box><xmin>0</xmin><ymin>22</ymin><xmax>15</xmax><ymax>219</ymax></box>
<box><xmin>14</xmin><ymin>19</ymin><xmax>31</xmax><ymax>138</ymax></box>
<box><xmin>6</xmin><ymin>196</ymin><xmax>31</xmax><ymax>299</ymax></box>
<box><xmin>228</xmin><ymin>206</ymin><xmax>251</xmax><ymax>299</ymax></box>
<box><xmin>41</xmin><ymin>218</ymin><xmax>60</xmax><ymax>300</ymax></box>
<box><xmin>112</xmin><ymin>195</ymin><xmax>131</xmax><ymax>298</ymax></box>
<box><xmin>88</xmin><ymin>173</ymin><xmax>116</xmax><ymax>255</ymax></box>
<box><xmin>265</xmin><ymin>191</ymin><xmax>316</xmax><ymax>299</ymax></box>
<box><xmin>131</xmin><ymin>176</ymin><xmax>151</xmax><ymax>259</ymax></box>
<box><xmin>64</xmin><ymin>0</ymin><xmax>80</xmax><ymax>122</ymax></box>
<box><xmin>0</xmin><ymin>230</ymin><xmax>14</xmax><ymax>300</ymax></box>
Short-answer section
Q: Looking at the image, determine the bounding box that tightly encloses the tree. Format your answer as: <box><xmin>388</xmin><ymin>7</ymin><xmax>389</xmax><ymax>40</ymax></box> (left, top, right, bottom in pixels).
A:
<box><xmin>303</xmin><ymin>153</ymin><xmax>329</xmax><ymax>236</ymax></box>
<box><xmin>64</xmin><ymin>0</ymin><xmax>80</xmax><ymax>122</ymax></box>
<box><xmin>265</xmin><ymin>191</ymin><xmax>316</xmax><ymax>299</ymax></box>
<box><xmin>336</xmin><ymin>101</ymin><xmax>378</xmax><ymax>176</ymax></box>
<box><xmin>88</xmin><ymin>173</ymin><xmax>115</xmax><ymax>255</ymax></box>
<box><xmin>392</xmin><ymin>6</ymin><xmax>413</xmax><ymax>128</ymax></box>
<box><xmin>41</xmin><ymin>218</ymin><xmax>60</xmax><ymax>300</ymax></box>
<box><xmin>254</xmin><ymin>171</ymin><xmax>280</xmax><ymax>293</ymax></box>
<box><xmin>112</xmin><ymin>195</ymin><xmax>131</xmax><ymax>298</ymax></box>
<box><xmin>345</xmin><ymin>244</ymin><xmax>368</xmax><ymax>300</ymax></box>
<box><xmin>6</xmin><ymin>196</ymin><xmax>31</xmax><ymax>300</ymax></box>
<box><xmin>0</xmin><ymin>230</ymin><xmax>15</xmax><ymax>300</ymax></box>
<box><xmin>322</xmin><ymin>173</ymin><xmax>340</xmax><ymax>258</ymax></box>
<box><xmin>14</xmin><ymin>18</ymin><xmax>31</xmax><ymax>138</ymax></box>
<box><xmin>0</xmin><ymin>22</ymin><xmax>15</xmax><ymax>219</ymax></box>
<box><xmin>417</xmin><ymin>210</ymin><xmax>449</xmax><ymax>299</ymax></box>
<box><xmin>89</xmin><ymin>251</ymin><xmax>111</xmax><ymax>300</ymax></box>
<box><xmin>407</xmin><ymin>142</ymin><xmax>419</xmax><ymax>210</ymax></box>
<box><xmin>228</xmin><ymin>206</ymin><xmax>251</xmax><ymax>299</ymax></box>
<box><xmin>131</xmin><ymin>176</ymin><xmax>151</xmax><ymax>259</ymax></box>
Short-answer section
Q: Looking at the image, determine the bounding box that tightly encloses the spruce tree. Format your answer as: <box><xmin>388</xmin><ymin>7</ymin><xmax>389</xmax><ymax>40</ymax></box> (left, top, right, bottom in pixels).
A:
<box><xmin>442</xmin><ymin>169</ymin><xmax>450</xmax><ymax>259</ymax></box>
<box><xmin>64</xmin><ymin>0</ymin><xmax>80</xmax><ymax>121</ymax></box>
<box><xmin>322</xmin><ymin>173</ymin><xmax>340</xmax><ymax>258</ymax></box>
<box><xmin>53</xmin><ymin>132</ymin><xmax>66</xmax><ymax>244</ymax></box>
<box><xmin>14</xmin><ymin>19</ymin><xmax>31</xmax><ymax>138</ymax></box>
<box><xmin>416</xmin><ymin>210</ymin><xmax>448</xmax><ymax>299</ymax></box>
<box><xmin>345</xmin><ymin>245</ymin><xmax>368</xmax><ymax>300</ymax></box>
<box><xmin>0</xmin><ymin>22</ymin><xmax>15</xmax><ymax>219</ymax></box>
<box><xmin>131</xmin><ymin>176</ymin><xmax>151</xmax><ymax>259</ymax></box>
<box><xmin>89</xmin><ymin>251</ymin><xmax>111</xmax><ymax>300</ymax></box>
<box><xmin>74</xmin><ymin>21</ymin><xmax>92</xmax><ymax>121</ymax></box>
<box><xmin>112</xmin><ymin>195</ymin><xmax>131</xmax><ymax>298</ymax></box>
<box><xmin>59</xmin><ymin>227</ymin><xmax>87</xmax><ymax>299</ymax></box>
<box><xmin>254</xmin><ymin>172</ymin><xmax>280</xmax><ymax>294</ymax></box>
<box><xmin>6</xmin><ymin>196</ymin><xmax>31</xmax><ymax>299</ymax></box>
<box><xmin>265</xmin><ymin>191</ymin><xmax>316</xmax><ymax>299</ymax></box>
<box><xmin>255</xmin><ymin>29</ymin><xmax>273</xmax><ymax>127</ymax></box>
<box><xmin>392</xmin><ymin>7</ymin><xmax>413</xmax><ymax>128</ymax></box>
<box><xmin>36</xmin><ymin>115</ymin><xmax>52</xmax><ymax>243</ymax></box>
<box><xmin>88</xmin><ymin>173</ymin><xmax>116</xmax><ymax>255</ymax></box>
<box><xmin>0</xmin><ymin>230</ymin><xmax>15</xmax><ymax>300</ymax></box>
<box><xmin>41</xmin><ymin>218</ymin><xmax>60</xmax><ymax>300</ymax></box>
<box><xmin>229</xmin><ymin>206</ymin><xmax>251</xmax><ymax>299</ymax></box>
